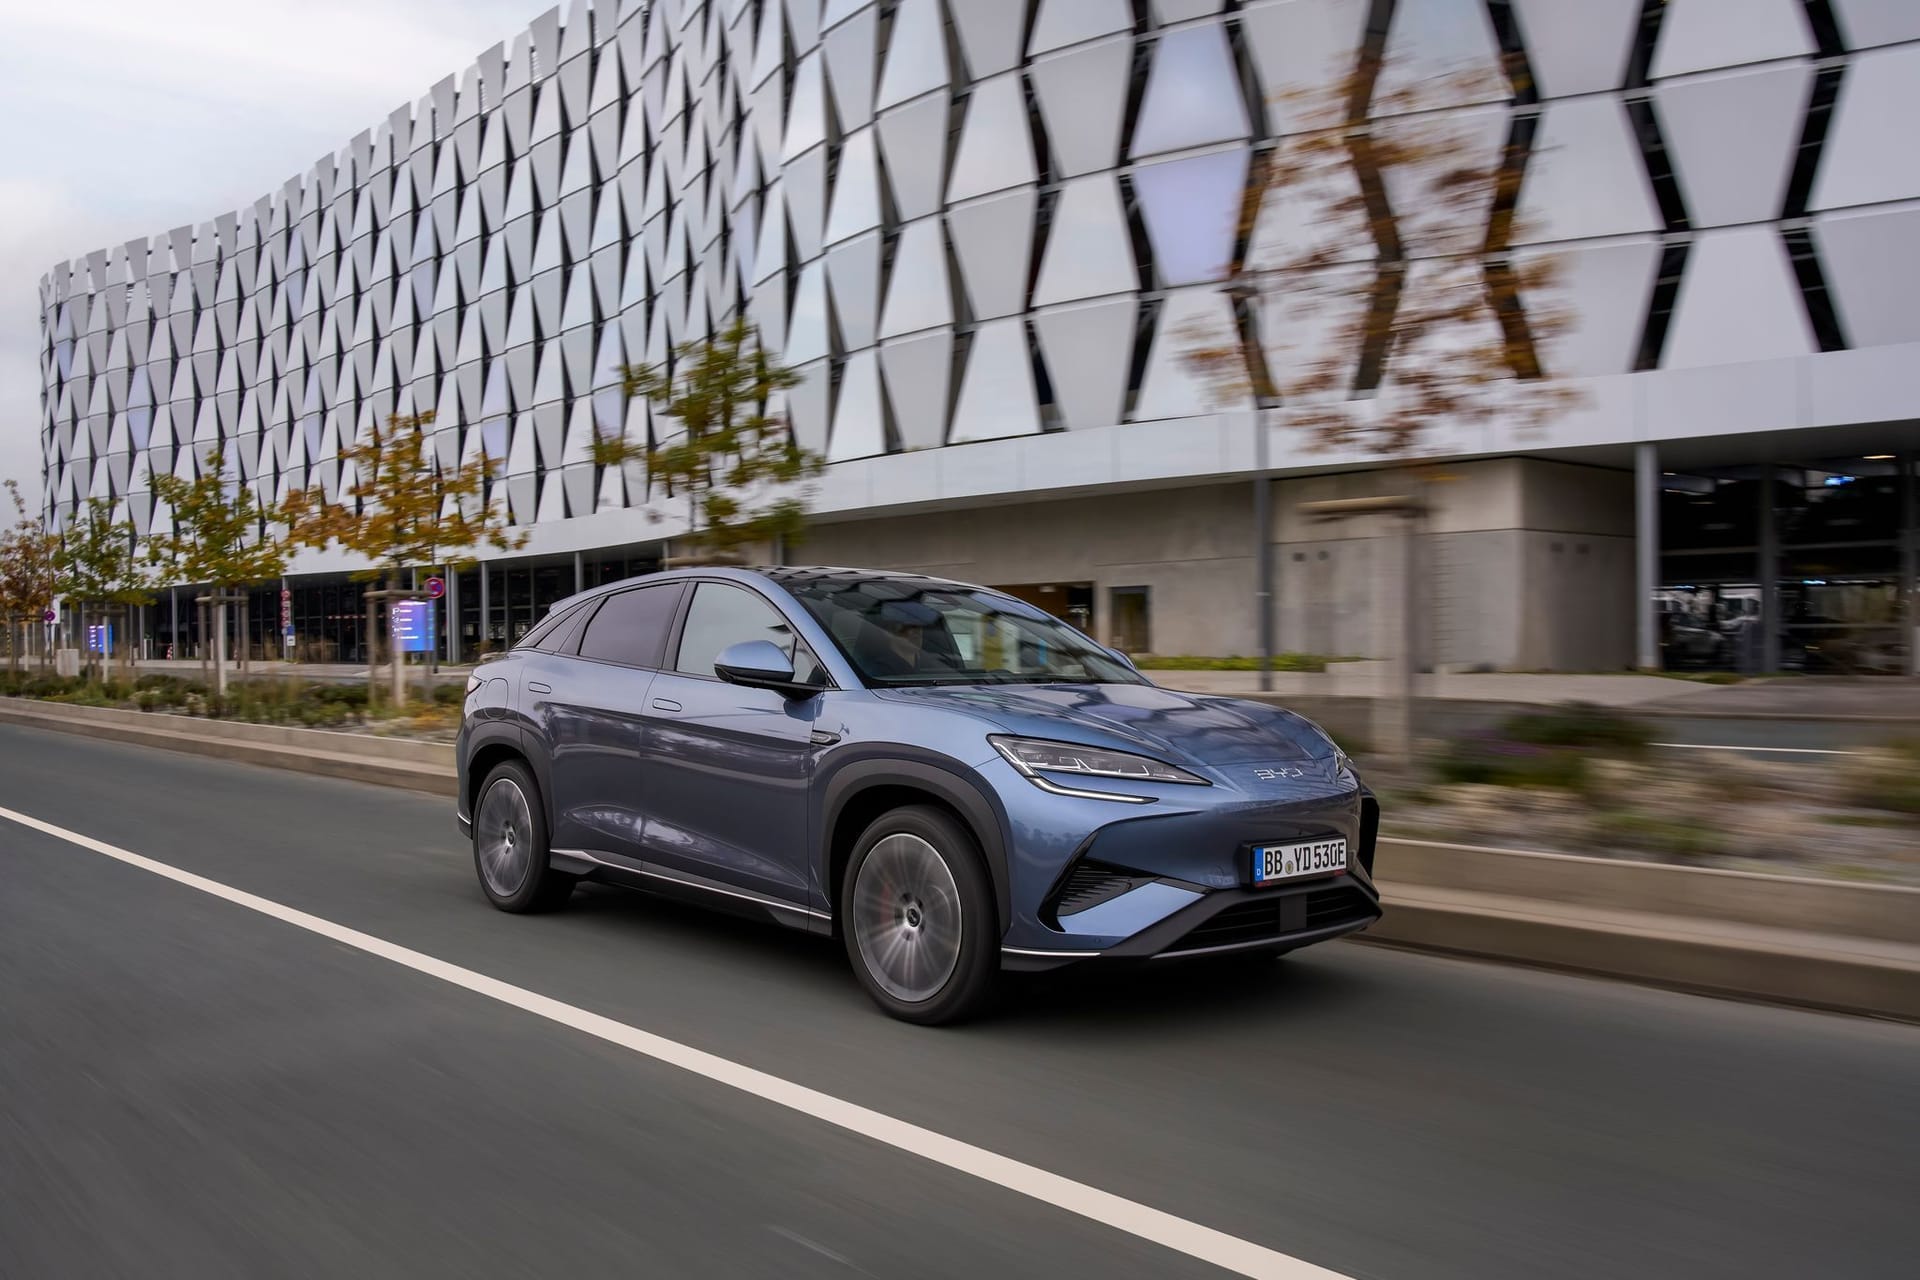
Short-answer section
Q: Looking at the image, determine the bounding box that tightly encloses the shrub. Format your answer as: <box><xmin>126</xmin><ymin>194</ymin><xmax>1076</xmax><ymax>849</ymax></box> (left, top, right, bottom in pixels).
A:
<box><xmin>313</xmin><ymin>683</ymin><xmax>370</xmax><ymax>709</ymax></box>
<box><xmin>1500</xmin><ymin>703</ymin><xmax>1652</xmax><ymax>756</ymax></box>
<box><xmin>1432</xmin><ymin>732</ymin><xmax>1588</xmax><ymax>791</ymax></box>
<box><xmin>433</xmin><ymin>681</ymin><xmax>465</xmax><ymax>707</ymax></box>
<box><xmin>1844</xmin><ymin>743</ymin><xmax>1920</xmax><ymax>816</ymax></box>
<box><xmin>1592</xmin><ymin>811</ymin><xmax>1724</xmax><ymax>858</ymax></box>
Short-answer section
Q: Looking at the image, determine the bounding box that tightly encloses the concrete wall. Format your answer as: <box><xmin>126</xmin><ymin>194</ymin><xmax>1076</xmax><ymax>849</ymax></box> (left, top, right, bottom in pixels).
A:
<box><xmin>800</xmin><ymin>459</ymin><xmax>1636</xmax><ymax>670</ymax></box>
<box><xmin>800</xmin><ymin>485</ymin><xmax>1260</xmax><ymax>657</ymax></box>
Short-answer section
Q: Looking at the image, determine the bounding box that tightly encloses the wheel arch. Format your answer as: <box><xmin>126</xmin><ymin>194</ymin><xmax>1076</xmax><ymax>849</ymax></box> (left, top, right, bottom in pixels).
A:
<box><xmin>819</xmin><ymin>755</ymin><xmax>1012</xmax><ymax>935</ymax></box>
<box><xmin>465</xmin><ymin>728</ymin><xmax>548</xmax><ymax>832</ymax></box>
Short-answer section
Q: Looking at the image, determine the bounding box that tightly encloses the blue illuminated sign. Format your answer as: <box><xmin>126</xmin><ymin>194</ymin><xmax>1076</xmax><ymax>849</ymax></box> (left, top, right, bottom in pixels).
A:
<box><xmin>390</xmin><ymin>599</ymin><xmax>435</xmax><ymax>654</ymax></box>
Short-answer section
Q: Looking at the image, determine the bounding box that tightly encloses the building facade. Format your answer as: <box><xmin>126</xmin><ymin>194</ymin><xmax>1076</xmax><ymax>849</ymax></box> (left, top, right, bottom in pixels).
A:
<box><xmin>35</xmin><ymin>0</ymin><xmax>1920</xmax><ymax>670</ymax></box>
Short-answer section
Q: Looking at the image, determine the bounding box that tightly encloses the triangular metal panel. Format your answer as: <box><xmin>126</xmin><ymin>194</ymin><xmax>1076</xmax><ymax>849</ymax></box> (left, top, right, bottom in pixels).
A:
<box><xmin>1656</xmin><ymin>63</ymin><xmax>1814</xmax><ymax>228</ymax></box>
<box><xmin>827</xmin><ymin>349</ymin><xmax>887</xmax><ymax>461</ymax></box>
<box><xmin>1028</xmin><ymin>0</ymin><xmax>1131</xmax><ymax>56</ymax></box>
<box><xmin>1029</xmin><ymin>36</ymin><xmax>1132</xmax><ymax>179</ymax></box>
<box><xmin>825</xmin><ymin>231</ymin><xmax>884</xmax><ymax>352</ymax></box>
<box><xmin>1031</xmin><ymin>174</ymin><xmax>1137</xmax><ymax>306</ymax></box>
<box><xmin>949</xmin><ymin>317</ymin><xmax>1040</xmax><ymax>443</ymax></box>
<box><xmin>947</xmin><ymin>73</ymin><xmax>1036</xmax><ymax>203</ymax></box>
<box><xmin>879</xmin><ymin>329</ymin><xmax>953</xmax><ymax>450</ymax></box>
<box><xmin>876</xmin><ymin>92</ymin><xmax>951</xmax><ymax>221</ymax></box>
<box><xmin>1034</xmin><ymin>298</ymin><xmax>1136</xmax><ymax>430</ymax></box>
<box><xmin>823</xmin><ymin>6</ymin><xmax>879</xmax><ymax>131</ymax></box>
<box><xmin>1650</xmin><ymin>0</ymin><xmax>1813</xmax><ymax>80</ymax></box>
<box><xmin>947</xmin><ymin>187</ymin><xmax>1039</xmax><ymax>320</ymax></box>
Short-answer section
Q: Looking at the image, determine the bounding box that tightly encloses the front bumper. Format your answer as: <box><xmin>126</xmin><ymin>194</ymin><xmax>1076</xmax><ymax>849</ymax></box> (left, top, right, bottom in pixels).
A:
<box><xmin>978</xmin><ymin>749</ymin><xmax>1382</xmax><ymax>968</ymax></box>
<box><xmin>1001</xmin><ymin>874</ymin><xmax>1382</xmax><ymax>970</ymax></box>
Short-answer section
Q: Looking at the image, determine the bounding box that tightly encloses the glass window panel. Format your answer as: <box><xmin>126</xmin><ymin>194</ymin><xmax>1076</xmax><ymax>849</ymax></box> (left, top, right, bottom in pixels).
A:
<box><xmin>674</xmin><ymin>582</ymin><xmax>822</xmax><ymax>683</ymax></box>
<box><xmin>577</xmin><ymin>583</ymin><xmax>684</xmax><ymax>668</ymax></box>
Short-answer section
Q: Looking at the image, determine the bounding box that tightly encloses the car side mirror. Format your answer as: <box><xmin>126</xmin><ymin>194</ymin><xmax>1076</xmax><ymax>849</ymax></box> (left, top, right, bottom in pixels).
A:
<box><xmin>714</xmin><ymin>639</ymin><xmax>808</xmax><ymax>695</ymax></box>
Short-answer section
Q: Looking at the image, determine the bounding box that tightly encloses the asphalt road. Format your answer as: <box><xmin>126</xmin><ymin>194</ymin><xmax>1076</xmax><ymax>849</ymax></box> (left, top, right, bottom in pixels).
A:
<box><xmin>2</xmin><ymin>725</ymin><xmax>1915</xmax><ymax>1279</ymax></box>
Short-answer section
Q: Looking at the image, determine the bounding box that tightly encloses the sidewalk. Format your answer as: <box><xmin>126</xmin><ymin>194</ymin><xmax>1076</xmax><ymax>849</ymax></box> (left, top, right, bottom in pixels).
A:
<box><xmin>113</xmin><ymin>658</ymin><xmax>1920</xmax><ymax>719</ymax></box>
<box><xmin>129</xmin><ymin>658</ymin><xmax>471</xmax><ymax>684</ymax></box>
<box><xmin>1152</xmin><ymin>665</ymin><xmax>1920</xmax><ymax>719</ymax></box>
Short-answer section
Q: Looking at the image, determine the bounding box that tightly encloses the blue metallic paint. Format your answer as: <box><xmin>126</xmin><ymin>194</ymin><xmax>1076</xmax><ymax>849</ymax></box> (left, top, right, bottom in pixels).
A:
<box><xmin>461</xmin><ymin>566</ymin><xmax>1379</xmax><ymax>965</ymax></box>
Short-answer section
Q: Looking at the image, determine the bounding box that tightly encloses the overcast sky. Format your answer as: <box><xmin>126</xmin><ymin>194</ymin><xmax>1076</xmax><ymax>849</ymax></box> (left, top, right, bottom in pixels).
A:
<box><xmin>0</xmin><ymin>0</ymin><xmax>545</xmax><ymax>504</ymax></box>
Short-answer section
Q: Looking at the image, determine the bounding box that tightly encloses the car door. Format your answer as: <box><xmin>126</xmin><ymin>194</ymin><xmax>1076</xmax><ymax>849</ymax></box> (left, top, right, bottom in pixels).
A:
<box><xmin>637</xmin><ymin>580</ymin><xmax>826</xmax><ymax>905</ymax></box>
<box><xmin>527</xmin><ymin>582</ymin><xmax>684</xmax><ymax>858</ymax></box>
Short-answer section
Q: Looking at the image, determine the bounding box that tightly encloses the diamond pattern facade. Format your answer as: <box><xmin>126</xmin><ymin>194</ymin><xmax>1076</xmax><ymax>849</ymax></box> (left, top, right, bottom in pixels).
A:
<box><xmin>34</xmin><ymin>0</ymin><xmax>1920</xmax><ymax>560</ymax></box>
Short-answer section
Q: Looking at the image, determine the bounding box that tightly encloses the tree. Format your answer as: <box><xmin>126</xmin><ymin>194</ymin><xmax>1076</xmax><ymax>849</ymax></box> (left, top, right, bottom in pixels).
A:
<box><xmin>53</xmin><ymin>497</ymin><xmax>156</xmax><ymax>683</ymax></box>
<box><xmin>282</xmin><ymin>410</ymin><xmax>522</xmax><ymax>704</ymax></box>
<box><xmin>1182</xmin><ymin>60</ymin><xmax>1580</xmax><ymax>759</ymax></box>
<box><xmin>601</xmin><ymin>318</ymin><xmax>818</xmax><ymax>563</ymax></box>
<box><xmin>0</xmin><ymin>481</ymin><xmax>59</xmax><ymax>675</ymax></box>
<box><xmin>149</xmin><ymin>452</ymin><xmax>293</xmax><ymax>697</ymax></box>
<box><xmin>1185</xmin><ymin>61</ymin><xmax>1578</xmax><ymax>451</ymax></box>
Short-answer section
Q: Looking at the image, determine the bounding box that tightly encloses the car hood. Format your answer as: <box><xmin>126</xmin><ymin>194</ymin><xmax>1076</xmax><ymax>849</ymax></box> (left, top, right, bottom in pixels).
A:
<box><xmin>872</xmin><ymin>683</ymin><xmax>1336</xmax><ymax>766</ymax></box>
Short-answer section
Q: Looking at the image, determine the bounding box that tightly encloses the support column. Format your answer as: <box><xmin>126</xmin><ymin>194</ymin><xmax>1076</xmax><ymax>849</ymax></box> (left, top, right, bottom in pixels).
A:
<box><xmin>1254</xmin><ymin>475</ymin><xmax>1274</xmax><ymax>693</ymax></box>
<box><xmin>170</xmin><ymin>588</ymin><xmax>180</xmax><ymax>661</ymax></box>
<box><xmin>1759</xmin><ymin>464</ymin><xmax>1780</xmax><ymax>675</ymax></box>
<box><xmin>447</xmin><ymin>571</ymin><xmax>461</xmax><ymax>666</ymax></box>
<box><xmin>1635</xmin><ymin>443</ymin><xmax>1661</xmax><ymax>670</ymax></box>
<box><xmin>1903</xmin><ymin>454</ymin><xmax>1917</xmax><ymax>678</ymax></box>
<box><xmin>478</xmin><ymin>562</ymin><xmax>491</xmax><ymax>657</ymax></box>
<box><xmin>574</xmin><ymin>550</ymin><xmax>585</xmax><ymax>595</ymax></box>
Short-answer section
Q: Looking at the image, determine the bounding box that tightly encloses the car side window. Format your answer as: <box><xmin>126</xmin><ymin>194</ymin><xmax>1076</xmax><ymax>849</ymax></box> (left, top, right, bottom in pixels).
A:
<box><xmin>575</xmin><ymin>584</ymin><xmax>684</xmax><ymax>669</ymax></box>
<box><xmin>674</xmin><ymin>582</ymin><xmax>825</xmax><ymax>684</ymax></box>
<box><xmin>515</xmin><ymin>600</ymin><xmax>587</xmax><ymax>653</ymax></box>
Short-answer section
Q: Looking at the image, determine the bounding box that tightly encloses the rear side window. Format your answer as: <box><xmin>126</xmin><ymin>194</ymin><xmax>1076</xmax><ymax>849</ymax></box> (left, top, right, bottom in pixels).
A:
<box><xmin>517</xmin><ymin>600</ymin><xmax>588</xmax><ymax>653</ymax></box>
<box><xmin>576</xmin><ymin>584</ymin><xmax>685</xmax><ymax>669</ymax></box>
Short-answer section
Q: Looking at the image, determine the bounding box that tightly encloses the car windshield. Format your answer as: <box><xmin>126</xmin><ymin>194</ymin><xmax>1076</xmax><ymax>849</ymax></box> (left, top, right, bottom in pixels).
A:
<box><xmin>784</xmin><ymin>577</ymin><xmax>1145</xmax><ymax>688</ymax></box>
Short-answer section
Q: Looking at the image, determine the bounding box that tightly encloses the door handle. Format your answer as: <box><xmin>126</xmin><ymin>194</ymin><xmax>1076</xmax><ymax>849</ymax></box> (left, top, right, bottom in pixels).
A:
<box><xmin>651</xmin><ymin>698</ymin><xmax>682</xmax><ymax>712</ymax></box>
<box><xmin>527</xmin><ymin>682</ymin><xmax>553</xmax><ymax>694</ymax></box>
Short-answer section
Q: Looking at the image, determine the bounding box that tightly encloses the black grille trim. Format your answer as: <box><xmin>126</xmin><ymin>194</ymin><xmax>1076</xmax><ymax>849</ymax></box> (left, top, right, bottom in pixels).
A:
<box><xmin>1165</xmin><ymin>884</ymin><xmax>1376</xmax><ymax>955</ymax></box>
<box><xmin>1046</xmin><ymin>860</ymin><xmax>1155</xmax><ymax>923</ymax></box>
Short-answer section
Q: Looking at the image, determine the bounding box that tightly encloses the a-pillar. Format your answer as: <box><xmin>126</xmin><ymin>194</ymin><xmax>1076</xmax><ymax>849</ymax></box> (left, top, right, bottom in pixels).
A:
<box><xmin>1635</xmin><ymin>443</ymin><xmax>1661</xmax><ymax>670</ymax></box>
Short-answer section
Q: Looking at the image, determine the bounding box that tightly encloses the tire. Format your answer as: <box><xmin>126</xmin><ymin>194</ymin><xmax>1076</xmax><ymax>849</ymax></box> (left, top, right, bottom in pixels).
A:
<box><xmin>472</xmin><ymin>760</ymin><xmax>575</xmax><ymax>913</ymax></box>
<box><xmin>841</xmin><ymin>805</ymin><xmax>998</xmax><ymax>1025</ymax></box>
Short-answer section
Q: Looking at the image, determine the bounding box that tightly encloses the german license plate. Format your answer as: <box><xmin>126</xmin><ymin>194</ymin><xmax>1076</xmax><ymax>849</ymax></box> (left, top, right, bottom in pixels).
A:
<box><xmin>1251</xmin><ymin>838</ymin><xmax>1347</xmax><ymax>885</ymax></box>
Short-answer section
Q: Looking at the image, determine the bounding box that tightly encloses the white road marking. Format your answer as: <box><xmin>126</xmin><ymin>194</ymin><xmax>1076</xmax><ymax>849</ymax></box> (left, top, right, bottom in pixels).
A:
<box><xmin>0</xmin><ymin>803</ymin><xmax>1349</xmax><ymax>1280</ymax></box>
<box><xmin>1650</xmin><ymin>742</ymin><xmax>1860</xmax><ymax>756</ymax></box>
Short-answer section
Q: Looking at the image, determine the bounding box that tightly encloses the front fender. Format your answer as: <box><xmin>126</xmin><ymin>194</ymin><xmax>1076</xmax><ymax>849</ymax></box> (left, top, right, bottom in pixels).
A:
<box><xmin>816</xmin><ymin>747</ymin><xmax>1014</xmax><ymax>931</ymax></box>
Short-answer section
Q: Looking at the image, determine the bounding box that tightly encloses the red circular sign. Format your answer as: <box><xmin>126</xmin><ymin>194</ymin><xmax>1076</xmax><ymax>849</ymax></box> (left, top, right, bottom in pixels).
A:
<box><xmin>43</xmin><ymin>609</ymin><xmax>56</xmax><ymax>623</ymax></box>
<box><xmin>425</xmin><ymin>576</ymin><xmax>446</xmax><ymax>600</ymax></box>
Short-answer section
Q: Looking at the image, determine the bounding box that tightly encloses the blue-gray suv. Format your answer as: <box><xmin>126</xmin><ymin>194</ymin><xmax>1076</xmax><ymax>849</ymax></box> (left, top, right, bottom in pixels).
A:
<box><xmin>458</xmin><ymin>567</ymin><xmax>1380</xmax><ymax>1023</ymax></box>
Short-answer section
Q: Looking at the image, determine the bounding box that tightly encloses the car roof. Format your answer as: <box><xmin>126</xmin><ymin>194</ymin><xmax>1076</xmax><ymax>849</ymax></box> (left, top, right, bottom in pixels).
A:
<box><xmin>544</xmin><ymin>564</ymin><xmax>994</xmax><ymax>615</ymax></box>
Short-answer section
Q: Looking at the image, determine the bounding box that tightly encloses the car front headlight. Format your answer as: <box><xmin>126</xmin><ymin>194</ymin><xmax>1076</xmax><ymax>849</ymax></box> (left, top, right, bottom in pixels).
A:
<box><xmin>989</xmin><ymin>735</ymin><xmax>1210</xmax><ymax>787</ymax></box>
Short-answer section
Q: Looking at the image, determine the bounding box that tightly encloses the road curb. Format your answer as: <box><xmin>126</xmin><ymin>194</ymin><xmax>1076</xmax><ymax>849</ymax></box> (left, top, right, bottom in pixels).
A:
<box><xmin>0</xmin><ymin>698</ymin><xmax>455</xmax><ymax>796</ymax></box>
<box><xmin>4</xmin><ymin>696</ymin><xmax>1913</xmax><ymax>1020</ymax></box>
<box><xmin>1359</xmin><ymin>886</ymin><xmax>1920</xmax><ymax>1023</ymax></box>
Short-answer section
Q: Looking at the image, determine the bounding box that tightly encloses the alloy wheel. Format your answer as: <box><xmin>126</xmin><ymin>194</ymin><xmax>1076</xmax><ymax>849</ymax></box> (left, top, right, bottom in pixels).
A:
<box><xmin>851</xmin><ymin>832</ymin><xmax>965</xmax><ymax>1004</ymax></box>
<box><xmin>476</xmin><ymin>776</ymin><xmax>534</xmax><ymax>898</ymax></box>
